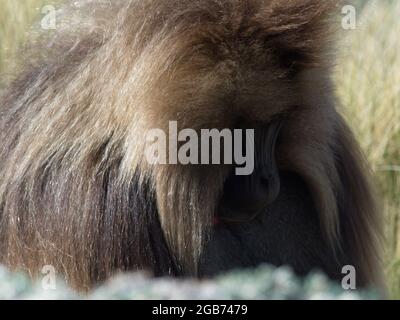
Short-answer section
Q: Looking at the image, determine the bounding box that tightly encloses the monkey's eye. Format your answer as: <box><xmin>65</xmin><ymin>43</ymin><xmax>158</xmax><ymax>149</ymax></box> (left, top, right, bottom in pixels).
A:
<box><xmin>217</xmin><ymin>122</ymin><xmax>282</xmax><ymax>223</ymax></box>
<box><xmin>273</xmin><ymin>45</ymin><xmax>313</xmax><ymax>78</ymax></box>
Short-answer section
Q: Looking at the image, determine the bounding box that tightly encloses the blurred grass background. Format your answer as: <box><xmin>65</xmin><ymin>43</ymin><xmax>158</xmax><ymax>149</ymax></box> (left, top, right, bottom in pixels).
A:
<box><xmin>336</xmin><ymin>0</ymin><xmax>400</xmax><ymax>299</ymax></box>
<box><xmin>0</xmin><ymin>0</ymin><xmax>399</xmax><ymax>298</ymax></box>
<box><xmin>0</xmin><ymin>0</ymin><xmax>45</xmax><ymax>79</ymax></box>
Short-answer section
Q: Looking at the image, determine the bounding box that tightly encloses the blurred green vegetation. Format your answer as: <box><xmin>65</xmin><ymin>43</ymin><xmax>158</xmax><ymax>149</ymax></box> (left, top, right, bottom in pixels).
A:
<box><xmin>0</xmin><ymin>265</ymin><xmax>378</xmax><ymax>299</ymax></box>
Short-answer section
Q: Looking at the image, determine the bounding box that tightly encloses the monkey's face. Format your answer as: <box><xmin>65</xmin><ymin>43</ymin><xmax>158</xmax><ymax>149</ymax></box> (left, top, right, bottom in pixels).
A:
<box><xmin>218</xmin><ymin>121</ymin><xmax>282</xmax><ymax>223</ymax></box>
<box><xmin>113</xmin><ymin>0</ymin><xmax>337</xmax><ymax>276</ymax></box>
<box><xmin>136</xmin><ymin>27</ymin><xmax>332</xmax><ymax>276</ymax></box>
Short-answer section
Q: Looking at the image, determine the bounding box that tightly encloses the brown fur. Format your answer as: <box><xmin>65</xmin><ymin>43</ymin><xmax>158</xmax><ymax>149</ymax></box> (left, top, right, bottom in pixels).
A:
<box><xmin>0</xmin><ymin>0</ymin><xmax>383</xmax><ymax>291</ymax></box>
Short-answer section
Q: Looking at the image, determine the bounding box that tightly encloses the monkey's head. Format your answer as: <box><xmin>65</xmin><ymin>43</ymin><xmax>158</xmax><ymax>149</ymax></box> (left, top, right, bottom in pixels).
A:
<box><xmin>111</xmin><ymin>0</ymin><xmax>341</xmax><ymax>274</ymax></box>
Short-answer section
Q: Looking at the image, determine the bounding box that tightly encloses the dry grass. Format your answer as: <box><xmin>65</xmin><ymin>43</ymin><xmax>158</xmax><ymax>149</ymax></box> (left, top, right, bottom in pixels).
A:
<box><xmin>0</xmin><ymin>0</ymin><xmax>51</xmax><ymax>81</ymax></box>
<box><xmin>0</xmin><ymin>0</ymin><xmax>399</xmax><ymax>298</ymax></box>
<box><xmin>335</xmin><ymin>0</ymin><xmax>400</xmax><ymax>298</ymax></box>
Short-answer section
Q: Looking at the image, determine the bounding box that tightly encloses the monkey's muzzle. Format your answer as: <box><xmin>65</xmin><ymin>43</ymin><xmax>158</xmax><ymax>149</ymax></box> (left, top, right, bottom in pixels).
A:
<box><xmin>217</xmin><ymin>121</ymin><xmax>282</xmax><ymax>223</ymax></box>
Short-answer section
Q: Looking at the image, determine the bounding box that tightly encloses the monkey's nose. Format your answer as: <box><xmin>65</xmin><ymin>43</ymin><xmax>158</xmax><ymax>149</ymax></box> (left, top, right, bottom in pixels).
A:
<box><xmin>260</xmin><ymin>172</ymin><xmax>281</xmax><ymax>205</ymax></box>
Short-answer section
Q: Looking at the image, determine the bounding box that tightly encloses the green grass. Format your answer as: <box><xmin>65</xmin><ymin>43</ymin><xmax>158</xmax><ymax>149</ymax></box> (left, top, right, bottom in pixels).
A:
<box><xmin>0</xmin><ymin>0</ymin><xmax>399</xmax><ymax>298</ymax></box>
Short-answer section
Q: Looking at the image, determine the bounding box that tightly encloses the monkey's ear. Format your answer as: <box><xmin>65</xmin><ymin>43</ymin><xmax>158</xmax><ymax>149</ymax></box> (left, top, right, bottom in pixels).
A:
<box><xmin>263</xmin><ymin>0</ymin><xmax>341</xmax><ymax>69</ymax></box>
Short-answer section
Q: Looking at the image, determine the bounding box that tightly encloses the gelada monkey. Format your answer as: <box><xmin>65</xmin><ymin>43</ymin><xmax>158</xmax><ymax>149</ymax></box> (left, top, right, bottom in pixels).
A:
<box><xmin>0</xmin><ymin>0</ymin><xmax>383</xmax><ymax>291</ymax></box>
